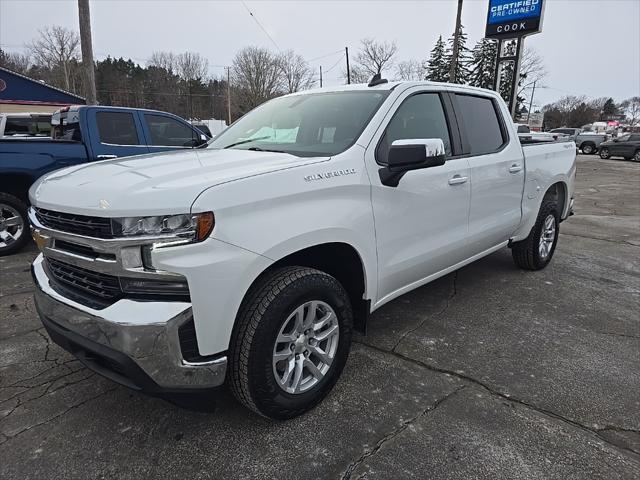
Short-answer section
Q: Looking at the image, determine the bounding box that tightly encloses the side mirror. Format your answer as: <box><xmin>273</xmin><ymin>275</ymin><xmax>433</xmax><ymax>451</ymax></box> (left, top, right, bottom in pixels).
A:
<box><xmin>380</xmin><ymin>138</ymin><xmax>446</xmax><ymax>187</ymax></box>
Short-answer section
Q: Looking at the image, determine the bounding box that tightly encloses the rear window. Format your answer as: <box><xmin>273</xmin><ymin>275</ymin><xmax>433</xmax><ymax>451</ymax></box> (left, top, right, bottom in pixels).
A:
<box><xmin>455</xmin><ymin>94</ymin><xmax>506</xmax><ymax>155</ymax></box>
<box><xmin>96</xmin><ymin>112</ymin><xmax>140</xmax><ymax>145</ymax></box>
<box><xmin>4</xmin><ymin>116</ymin><xmax>51</xmax><ymax>137</ymax></box>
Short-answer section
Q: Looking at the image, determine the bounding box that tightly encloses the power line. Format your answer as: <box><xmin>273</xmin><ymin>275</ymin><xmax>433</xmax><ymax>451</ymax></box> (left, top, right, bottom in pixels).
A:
<box><xmin>240</xmin><ymin>1</ymin><xmax>280</xmax><ymax>52</ymax></box>
<box><xmin>306</xmin><ymin>49</ymin><xmax>343</xmax><ymax>63</ymax></box>
<box><xmin>323</xmin><ymin>53</ymin><xmax>345</xmax><ymax>74</ymax></box>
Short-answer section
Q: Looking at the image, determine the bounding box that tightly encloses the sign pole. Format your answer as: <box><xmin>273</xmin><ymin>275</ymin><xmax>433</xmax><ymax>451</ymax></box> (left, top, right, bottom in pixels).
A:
<box><xmin>508</xmin><ymin>36</ymin><xmax>524</xmax><ymax>118</ymax></box>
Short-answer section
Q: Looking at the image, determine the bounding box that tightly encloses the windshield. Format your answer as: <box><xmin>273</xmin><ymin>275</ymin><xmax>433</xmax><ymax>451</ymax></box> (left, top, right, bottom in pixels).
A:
<box><xmin>208</xmin><ymin>91</ymin><xmax>390</xmax><ymax>157</ymax></box>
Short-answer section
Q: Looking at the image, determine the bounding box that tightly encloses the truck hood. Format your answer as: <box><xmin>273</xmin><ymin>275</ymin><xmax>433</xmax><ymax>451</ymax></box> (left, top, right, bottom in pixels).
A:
<box><xmin>30</xmin><ymin>148</ymin><xmax>327</xmax><ymax>216</ymax></box>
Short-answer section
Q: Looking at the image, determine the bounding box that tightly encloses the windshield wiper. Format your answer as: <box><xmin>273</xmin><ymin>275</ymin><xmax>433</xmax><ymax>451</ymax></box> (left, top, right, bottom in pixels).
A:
<box><xmin>246</xmin><ymin>147</ymin><xmax>287</xmax><ymax>153</ymax></box>
<box><xmin>223</xmin><ymin>136</ymin><xmax>271</xmax><ymax>149</ymax></box>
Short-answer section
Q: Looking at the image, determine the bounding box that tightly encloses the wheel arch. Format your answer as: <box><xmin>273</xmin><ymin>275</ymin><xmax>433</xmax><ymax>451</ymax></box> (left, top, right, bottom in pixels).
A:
<box><xmin>241</xmin><ymin>242</ymin><xmax>371</xmax><ymax>333</ymax></box>
<box><xmin>0</xmin><ymin>173</ymin><xmax>33</xmax><ymax>203</ymax></box>
<box><xmin>542</xmin><ymin>181</ymin><xmax>568</xmax><ymax>219</ymax></box>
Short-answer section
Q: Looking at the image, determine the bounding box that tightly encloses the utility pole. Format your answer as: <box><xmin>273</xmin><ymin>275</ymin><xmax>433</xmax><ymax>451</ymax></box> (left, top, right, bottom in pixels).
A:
<box><xmin>448</xmin><ymin>0</ymin><xmax>464</xmax><ymax>83</ymax></box>
<box><xmin>320</xmin><ymin>65</ymin><xmax>323</xmax><ymax>87</ymax></box>
<box><xmin>527</xmin><ymin>80</ymin><xmax>537</xmax><ymax>124</ymax></box>
<box><xmin>225</xmin><ymin>66</ymin><xmax>231</xmax><ymax>125</ymax></box>
<box><xmin>345</xmin><ymin>47</ymin><xmax>350</xmax><ymax>84</ymax></box>
<box><xmin>77</xmin><ymin>0</ymin><xmax>97</xmax><ymax>104</ymax></box>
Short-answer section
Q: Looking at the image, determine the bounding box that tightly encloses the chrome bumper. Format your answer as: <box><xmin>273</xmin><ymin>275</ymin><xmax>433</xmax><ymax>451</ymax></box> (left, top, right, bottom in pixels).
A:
<box><xmin>32</xmin><ymin>255</ymin><xmax>227</xmax><ymax>391</ymax></box>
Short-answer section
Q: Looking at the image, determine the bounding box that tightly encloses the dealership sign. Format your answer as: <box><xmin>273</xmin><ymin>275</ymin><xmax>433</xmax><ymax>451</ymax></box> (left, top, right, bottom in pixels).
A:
<box><xmin>486</xmin><ymin>0</ymin><xmax>545</xmax><ymax>38</ymax></box>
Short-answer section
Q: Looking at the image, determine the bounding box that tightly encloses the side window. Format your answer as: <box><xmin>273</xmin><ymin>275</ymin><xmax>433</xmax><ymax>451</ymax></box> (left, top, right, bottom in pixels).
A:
<box><xmin>376</xmin><ymin>93</ymin><xmax>452</xmax><ymax>165</ymax></box>
<box><xmin>96</xmin><ymin>112</ymin><xmax>141</xmax><ymax>145</ymax></box>
<box><xmin>455</xmin><ymin>94</ymin><xmax>506</xmax><ymax>155</ymax></box>
<box><xmin>629</xmin><ymin>135</ymin><xmax>640</xmax><ymax>141</ymax></box>
<box><xmin>144</xmin><ymin>114</ymin><xmax>197</xmax><ymax>147</ymax></box>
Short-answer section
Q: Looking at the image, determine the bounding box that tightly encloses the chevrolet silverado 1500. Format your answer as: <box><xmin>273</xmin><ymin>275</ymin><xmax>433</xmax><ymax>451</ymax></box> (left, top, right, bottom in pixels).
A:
<box><xmin>29</xmin><ymin>81</ymin><xmax>576</xmax><ymax>419</ymax></box>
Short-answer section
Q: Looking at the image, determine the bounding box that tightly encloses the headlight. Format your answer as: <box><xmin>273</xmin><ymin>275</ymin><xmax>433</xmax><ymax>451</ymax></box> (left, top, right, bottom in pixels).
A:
<box><xmin>112</xmin><ymin>212</ymin><xmax>214</xmax><ymax>245</ymax></box>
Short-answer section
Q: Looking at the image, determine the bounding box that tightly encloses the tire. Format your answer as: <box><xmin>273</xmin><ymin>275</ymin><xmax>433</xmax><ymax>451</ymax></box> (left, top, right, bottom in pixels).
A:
<box><xmin>599</xmin><ymin>148</ymin><xmax>611</xmax><ymax>159</ymax></box>
<box><xmin>229</xmin><ymin>266</ymin><xmax>353</xmax><ymax>420</ymax></box>
<box><xmin>511</xmin><ymin>201</ymin><xmax>560</xmax><ymax>271</ymax></box>
<box><xmin>0</xmin><ymin>193</ymin><xmax>30</xmax><ymax>257</ymax></box>
<box><xmin>634</xmin><ymin>150</ymin><xmax>640</xmax><ymax>162</ymax></box>
<box><xmin>581</xmin><ymin>143</ymin><xmax>595</xmax><ymax>155</ymax></box>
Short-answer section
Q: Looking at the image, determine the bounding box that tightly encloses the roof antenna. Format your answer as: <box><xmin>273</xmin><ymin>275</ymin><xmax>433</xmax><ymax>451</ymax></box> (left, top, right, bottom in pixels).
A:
<box><xmin>368</xmin><ymin>73</ymin><xmax>388</xmax><ymax>87</ymax></box>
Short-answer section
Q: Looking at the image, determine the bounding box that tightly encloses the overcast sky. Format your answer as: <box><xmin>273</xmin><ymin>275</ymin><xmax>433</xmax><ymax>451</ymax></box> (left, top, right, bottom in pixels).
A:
<box><xmin>1</xmin><ymin>0</ymin><xmax>639</xmax><ymax>108</ymax></box>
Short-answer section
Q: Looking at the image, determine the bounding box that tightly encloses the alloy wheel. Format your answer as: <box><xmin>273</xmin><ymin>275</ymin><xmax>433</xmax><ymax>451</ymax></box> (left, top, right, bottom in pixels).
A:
<box><xmin>0</xmin><ymin>204</ymin><xmax>24</xmax><ymax>250</ymax></box>
<box><xmin>539</xmin><ymin>214</ymin><xmax>556</xmax><ymax>260</ymax></box>
<box><xmin>272</xmin><ymin>300</ymin><xmax>340</xmax><ymax>394</ymax></box>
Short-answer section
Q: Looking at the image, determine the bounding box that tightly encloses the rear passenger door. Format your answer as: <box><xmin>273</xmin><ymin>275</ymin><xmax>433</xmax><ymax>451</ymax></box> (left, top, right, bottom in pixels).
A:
<box><xmin>452</xmin><ymin>93</ymin><xmax>525</xmax><ymax>254</ymax></box>
<box><xmin>140</xmin><ymin>113</ymin><xmax>206</xmax><ymax>153</ymax></box>
<box><xmin>88</xmin><ymin>109</ymin><xmax>149</xmax><ymax>159</ymax></box>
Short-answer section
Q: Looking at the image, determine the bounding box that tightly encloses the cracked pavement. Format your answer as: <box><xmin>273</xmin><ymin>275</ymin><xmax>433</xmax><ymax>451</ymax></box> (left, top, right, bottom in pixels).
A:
<box><xmin>1</xmin><ymin>155</ymin><xmax>639</xmax><ymax>479</ymax></box>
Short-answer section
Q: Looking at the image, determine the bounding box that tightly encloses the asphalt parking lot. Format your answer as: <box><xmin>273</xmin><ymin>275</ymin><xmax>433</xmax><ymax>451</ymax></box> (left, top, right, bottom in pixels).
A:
<box><xmin>1</xmin><ymin>154</ymin><xmax>639</xmax><ymax>479</ymax></box>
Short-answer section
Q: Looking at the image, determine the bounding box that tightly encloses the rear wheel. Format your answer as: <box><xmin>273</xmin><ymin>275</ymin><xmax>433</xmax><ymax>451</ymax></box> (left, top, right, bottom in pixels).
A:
<box><xmin>229</xmin><ymin>266</ymin><xmax>353</xmax><ymax>419</ymax></box>
<box><xmin>599</xmin><ymin>148</ymin><xmax>611</xmax><ymax>159</ymax></box>
<box><xmin>511</xmin><ymin>201</ymin><xmax>559</xmax><ymax>271</ymax></box>
<box><xmin>582</xmin><ymin>143</ymin><xmax>595</xmax><ymax>155</ymax></box>
<box><xmin>634</xmin><ymin>150</ymin><xmax>640</xmax><ymax>162</ymax></box>
<box><xmin>0</xmin><ymin>193</ymin><xmax>29</xmax><ymax>257</ymax></box>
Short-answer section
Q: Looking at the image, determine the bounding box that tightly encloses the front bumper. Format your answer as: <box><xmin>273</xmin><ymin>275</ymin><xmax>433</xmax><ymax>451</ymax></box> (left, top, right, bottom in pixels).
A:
<box><xmin>32</xmin><ymin>255</ymin><xmax>227</xmax><ymax>393</ymax></box>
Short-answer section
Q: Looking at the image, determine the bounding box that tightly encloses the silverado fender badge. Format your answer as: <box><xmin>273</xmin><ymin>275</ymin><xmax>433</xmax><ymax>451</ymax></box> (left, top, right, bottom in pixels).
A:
<box><xmin>304</xmin><ymin>168</ymin><xmax>356</xmax><ymax>182</ymax></box>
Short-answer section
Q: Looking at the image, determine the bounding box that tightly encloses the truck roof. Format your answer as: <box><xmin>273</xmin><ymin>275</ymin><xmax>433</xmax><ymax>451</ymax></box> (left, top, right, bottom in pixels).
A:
<box><xmin>290</xmin><ymin>80</ymin><xmax>502</xmax><ymax>97</ymax></box>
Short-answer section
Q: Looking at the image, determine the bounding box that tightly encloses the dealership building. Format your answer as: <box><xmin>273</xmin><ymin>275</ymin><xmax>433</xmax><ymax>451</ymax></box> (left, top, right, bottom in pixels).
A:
<box><xmin>0</xmin><ymin>66</ymin><xmax>85</xmax><ymax>114</ymax></box>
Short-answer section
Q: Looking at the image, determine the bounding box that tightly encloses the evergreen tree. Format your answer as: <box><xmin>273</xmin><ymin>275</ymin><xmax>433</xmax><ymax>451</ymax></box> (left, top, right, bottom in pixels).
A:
<box><xmin>444</xmin><ymin>25</ymin><xmax>471</xmax><ymax>84</ymax></box>
<box><xmin>601</xmin><ymin>98</ymin><xmax>618</xmax><ymax>120</ymax></box>
<box><xmin>469</xmin><ymin>38</ymin><xmax>497</xmax><ymax>89</ymax></box>
<box><xmin>425</xmin><ymin>36</ymin><xmax>448</xmax><ymax>82</ymax></box>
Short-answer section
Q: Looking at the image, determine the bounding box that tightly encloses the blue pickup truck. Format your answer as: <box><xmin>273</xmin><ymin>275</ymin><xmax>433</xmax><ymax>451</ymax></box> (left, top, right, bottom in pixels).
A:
<box><xmin>0</xmin><ymin>105</ymin><xmax>210</xmax><ymax>255</ymax></box>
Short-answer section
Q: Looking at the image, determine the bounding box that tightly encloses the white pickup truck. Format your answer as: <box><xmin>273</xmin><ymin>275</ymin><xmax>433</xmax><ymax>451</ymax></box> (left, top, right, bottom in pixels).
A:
<box><xmin>29</xmin><ymin>81</ymin><xmax>576</xmax><ymax>419</ymax></box>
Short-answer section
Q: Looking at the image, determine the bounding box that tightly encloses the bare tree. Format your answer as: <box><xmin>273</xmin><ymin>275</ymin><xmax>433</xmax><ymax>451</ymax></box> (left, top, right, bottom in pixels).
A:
<box><xmin>176</xmin><ymin>52</ymin><xmax>209</xmax><ymax>82</ymax></box>
<box><xmin>351</xmin><ymin>38</ymin><xmax>398</xmax><ymax>81</ymax></box>
<box><xmin>394</xmin><ymin>59</ymin><xmax>425</xmax><ymax>81</ymax></box>
<box><xmin>278</xmin><ymin>50</ymin><xmax>314</xmax><ymax>93</ymax></box>
<box><xmin>231</xmin><ymin>46</ymin><xmax>282</xmax><ymax>111</ymax></box>
<box><xmin>517</xmin><ymin>47</ymin><xmax>547</xmax><ymax>110</ymax></box>
<box><xmin>0</xmin><ymin>49</ymin><xmax>31</xmax><ymax>74</ymax></box>
<box><xmin>620</xmin><ymin>96</ymin><xmax>640</xmax><ymax>126</ymax></box>
<box><xmin>27</xmin><ymin>26</ymin><xmax>80</xmax><ymax>91</ymax></box>
<box><xmin>148</xmin><ymin>51</ymin><xmax>178</xmax><ymax>73</ymax></box>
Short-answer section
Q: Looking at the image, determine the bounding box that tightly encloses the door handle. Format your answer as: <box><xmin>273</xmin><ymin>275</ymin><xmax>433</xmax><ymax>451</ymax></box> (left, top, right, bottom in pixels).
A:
<box><xmin>448</xmin><ymin>175</ymin><xmax>468</xmax><ymax>186</ymax></box>
<box><xmin>97</xmin><ymin>155</ymin><xmax>118</xmax><ymax>160</ymax></box>
<box><xmin>509</xmin><ymin>164</ymin><xmax>522</xmax><ymax>173</ymax></box>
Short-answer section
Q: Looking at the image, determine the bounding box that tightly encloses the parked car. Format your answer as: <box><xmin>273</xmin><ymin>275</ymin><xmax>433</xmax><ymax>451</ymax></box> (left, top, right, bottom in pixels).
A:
<box><xmin>515</xmin><ymin>123</ymin><xmax>557</xmax><ymax>142</ymax></box>
<box><xmin>29</xmin><ymin>81</ymin><xmax>576</xmax><ymax>419</ymax></box>
<box><xmin>0</xmin><ymin>112</ymin><xmax>52</xmax><ymax>138</ymax></box>
<box><xmin>575</xmin><ymin>132</ymin><xmax>608</xmax><ymax>154</ymax></box>
<box><xmin>0</xmin><ymin>105</ymin><xmax>208</xmax><ymax>255</ymax></box>
<box><xmin>191</xmin><ymin>121</ymin><xmax>213</xmax><ymax>138</ymax></box>
<box><xmin>549</xmin><ymin>128</ymin><xmax>581</xmax><ymax>142</ymax></box>
<box><xmin>598</xmin><ymin>133</ymin><xmax>640</xmax><ymax>161</ymax></box>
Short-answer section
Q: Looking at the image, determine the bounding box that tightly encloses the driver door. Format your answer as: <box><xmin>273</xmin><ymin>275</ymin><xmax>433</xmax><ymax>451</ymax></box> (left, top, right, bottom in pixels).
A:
<box><xmin>367</xmin><ymin>90</ymin><xmax>471</xmax><ymax>304</ymax></box>
<box><xmin>141</xmin><ymin>113</ymin><xmax>206</xmax><ymax>153</ymax></box>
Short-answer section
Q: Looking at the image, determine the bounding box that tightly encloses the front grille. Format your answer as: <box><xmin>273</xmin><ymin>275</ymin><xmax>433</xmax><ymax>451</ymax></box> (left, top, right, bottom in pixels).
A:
<box><xmin>36</xmin><ymin>208</ymin><xmax>113</xmax><ymax>238</ymax></box>
<box><xmin>46</xmin><ymin>258</ymin><xmax>121</xmax><ymax>301</ymax></box>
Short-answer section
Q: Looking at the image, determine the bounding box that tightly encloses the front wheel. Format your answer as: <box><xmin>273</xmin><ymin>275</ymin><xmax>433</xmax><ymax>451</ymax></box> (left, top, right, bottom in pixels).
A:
<box><xmin>599</xmin><ymin>148</ymin><xmax>611</xmax><ymax>159</ymax></box>
<box><xmin>633</xmin><ymin>150</ymin><xmax>640</xmax><ymax>162</ymax></box>
<box><xmin>511</xmin><ymin>201</ymin><xmax>560</xmax><ymax>271</ymax></box>
<box><xmin>229</xmin><ymin>266</ymin><xmax>353</xmax><ymax>419</ymax></box>
<box><xmin>582</xmin><ymin>143</ymin><xmax>595</xmax><ymax>155</ymax></box>
<box><xmin>0</xmin><ymin>193</ymin><xmax>30</xmax><ymax>257</ymax></box>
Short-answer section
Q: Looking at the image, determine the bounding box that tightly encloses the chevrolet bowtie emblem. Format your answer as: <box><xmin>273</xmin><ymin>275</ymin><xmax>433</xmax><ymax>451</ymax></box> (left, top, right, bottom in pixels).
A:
<box><xmin>98</xmin><ymin>199</ymin><xmax>110</xmax><ymax>209</ymax></box>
